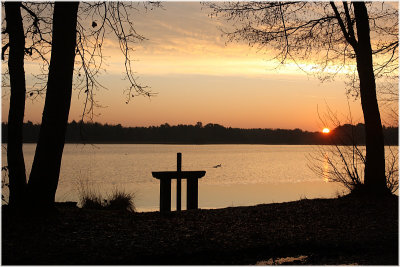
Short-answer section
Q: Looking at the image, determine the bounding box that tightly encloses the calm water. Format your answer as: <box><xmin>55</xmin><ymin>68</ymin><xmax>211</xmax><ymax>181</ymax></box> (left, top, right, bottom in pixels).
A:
<box><xmin>2</xmin><ymin>144</ymin><xmax>348</xmax><ymax>211</ymax></box>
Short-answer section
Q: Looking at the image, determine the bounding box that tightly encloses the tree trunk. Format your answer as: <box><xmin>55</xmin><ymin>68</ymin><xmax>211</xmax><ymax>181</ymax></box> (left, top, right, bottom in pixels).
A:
<box><xmin>27</xmin><ymin>2</ymin><xmax>79</xmax><ymax>209</ymax></box>
<box><xmin>353</xmin><ymin>2</ymin><xmax>387</xmax><ymax>193</ymax></box>
<box><xmin>5</xmin><ymin>2</ymin><xmax>27</xmax><ymax>208</ymax></box>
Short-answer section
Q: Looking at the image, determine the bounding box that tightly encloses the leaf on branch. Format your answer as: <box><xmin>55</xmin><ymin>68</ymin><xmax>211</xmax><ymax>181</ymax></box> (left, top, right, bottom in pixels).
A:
<box><xmin>92</xmin><ymin>21</ymin><xmax>97</xmax><ymax>28</ymax></box>
<box><xmin>24</xmin><ymin>47</ymin><xmax>33</xmax><ymax>56</ymax></box>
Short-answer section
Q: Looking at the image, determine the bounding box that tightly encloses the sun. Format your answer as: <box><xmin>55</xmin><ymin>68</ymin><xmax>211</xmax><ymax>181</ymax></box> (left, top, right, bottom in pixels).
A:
<box><xmin>322</xmin><ymin>128</ymin><xmax>330</xmax><ymax>134</ymax></box>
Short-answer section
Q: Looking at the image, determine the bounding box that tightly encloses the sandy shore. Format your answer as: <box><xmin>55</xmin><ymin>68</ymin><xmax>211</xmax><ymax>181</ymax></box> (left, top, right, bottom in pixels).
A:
<box><xmin>2</xmin><ymin>195</ymin><xmax>398</xmax><ymax>265</ymax></box>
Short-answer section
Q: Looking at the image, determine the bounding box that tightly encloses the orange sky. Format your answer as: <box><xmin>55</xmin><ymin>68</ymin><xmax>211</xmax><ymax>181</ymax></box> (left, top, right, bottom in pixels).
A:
<box><xmin>1</xmin><ymin>2</ymin><xmax>397</xmax><ymax>131</ymax></box>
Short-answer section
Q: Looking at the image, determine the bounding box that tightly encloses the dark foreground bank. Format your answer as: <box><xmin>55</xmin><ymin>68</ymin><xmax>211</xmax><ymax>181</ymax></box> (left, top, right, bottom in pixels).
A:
<box><xmin>2</xmin><ymin>195</ymin><xmax>398</xmax><ymax>265</ymax></box>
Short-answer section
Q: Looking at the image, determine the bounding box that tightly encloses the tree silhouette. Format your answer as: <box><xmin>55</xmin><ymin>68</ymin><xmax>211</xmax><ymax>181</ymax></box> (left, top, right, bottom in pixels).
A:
<box><xmin>2</xmin><ymin>2</ymin><xmax>158</xmax><ymax>210</ymax></box>
<box><xmin>208</xmin><ymin>1</ymin><xmax>398</xmax><ymax>194</ymax></box>
<box><xmin>4</xmin><ymin>2</ymin><xmax>27</xmax><ymax>208</ymax></box>
<box><xmin>26</xmin><ymin>2</ymin><xmax>79</xmax><ymax>209</ymax></box>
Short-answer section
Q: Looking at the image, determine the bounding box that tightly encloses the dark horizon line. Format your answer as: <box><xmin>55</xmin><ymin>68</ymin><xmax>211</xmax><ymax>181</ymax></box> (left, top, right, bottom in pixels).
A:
<box><xmin>8</xmin><ymin>119</ymin><xmax>397</xmax><ymax>134</ymax></box>
<box><xmin>2</xmin><ymin>120</ymin><xmax>398</xmax><ymax>146</ymax></box>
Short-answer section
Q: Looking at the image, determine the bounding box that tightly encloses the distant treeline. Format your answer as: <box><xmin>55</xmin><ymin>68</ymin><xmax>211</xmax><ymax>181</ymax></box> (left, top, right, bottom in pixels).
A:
<box><xmin>1</xmin><ymin>121</ymin><xmax>398</xmax><ymax>145</ymax></box>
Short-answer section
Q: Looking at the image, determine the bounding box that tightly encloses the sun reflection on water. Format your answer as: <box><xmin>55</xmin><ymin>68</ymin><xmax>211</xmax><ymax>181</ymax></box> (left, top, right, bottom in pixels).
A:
<box><xmin>323</xmin><ymin>153</ymin><xmax>330</xmax><ymax>183</ymax></box>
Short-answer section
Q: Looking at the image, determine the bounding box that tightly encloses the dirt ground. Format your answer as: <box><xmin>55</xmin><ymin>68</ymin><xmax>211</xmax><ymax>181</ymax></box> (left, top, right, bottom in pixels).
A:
<box><xmin>2</xmin><ymin>195</ymin><xmax>398</xmax><ymax>265</ymax></box>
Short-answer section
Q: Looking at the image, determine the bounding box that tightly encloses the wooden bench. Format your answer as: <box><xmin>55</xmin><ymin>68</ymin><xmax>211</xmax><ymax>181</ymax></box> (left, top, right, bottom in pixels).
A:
<box><xmin>152</xmin><ymin>153</ymin><xmax>206</xmax><ymax>213</ymax></box>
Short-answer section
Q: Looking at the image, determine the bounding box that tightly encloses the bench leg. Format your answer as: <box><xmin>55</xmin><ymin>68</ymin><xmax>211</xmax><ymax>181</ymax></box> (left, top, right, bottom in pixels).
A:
<box><xmin>177</xmin><ymin>178</ymin><xmax>181</xmax><ymax>211</ymax></box>
<box><xmin>160</xmin><ymin>179</ymin><xmax>171</xmax><ymax>213</ymax></box>
<box><xmin>187</xmin><ymin>179</ymin><xmax>198</xmax><ymax>210</ymax></box>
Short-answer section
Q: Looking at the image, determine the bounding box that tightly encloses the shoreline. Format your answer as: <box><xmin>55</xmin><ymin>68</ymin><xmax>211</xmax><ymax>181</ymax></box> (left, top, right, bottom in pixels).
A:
<box><xmin>3</xmin><ymin>195</ymin><xmax>398</xmax><ymax>265</ymax></box>
<box><xmin>3</xmin><ymin>142</ymin><xmax>374</xmax><ymax>145</ymax></box>
<box><xmin>3</xmin><ymin>142</ymin><xmax>399</xmax><ymax>146</ymax></box>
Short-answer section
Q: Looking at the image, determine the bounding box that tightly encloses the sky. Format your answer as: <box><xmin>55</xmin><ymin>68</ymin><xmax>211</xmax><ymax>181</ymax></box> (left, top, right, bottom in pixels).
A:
<box><xmin>1</xmin><ymin>2</ymin><xmax>396</xmax><ymax>131</ymax></box>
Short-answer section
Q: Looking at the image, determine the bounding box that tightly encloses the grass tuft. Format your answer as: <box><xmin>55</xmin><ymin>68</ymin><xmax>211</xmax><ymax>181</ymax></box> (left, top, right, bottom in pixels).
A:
<box><xmin>81</xmin><ymin>192</ymin><xmax>103</xmax><ymax>209</ymax></box>
<box><xmin>106</xmin><ymin>190</ymin><xmax>135</xmax><ymax>212</ymax></box>
<box><xmin>77</xmin><ymin>178</ymin><xmax>135</xmax><ymax>212</ymax></box>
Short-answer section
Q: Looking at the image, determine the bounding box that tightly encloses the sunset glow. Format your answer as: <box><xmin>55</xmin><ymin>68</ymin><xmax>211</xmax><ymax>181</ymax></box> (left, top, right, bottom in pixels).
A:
<box><xmin>3</xmin><ymin>2</ymin><xmax>396</xmax><ymax>131</ymax></box>
<box><xmin>322</xmin><ymin>128</ymin><xmax>330</xmax><ymax>134</ymax></box>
